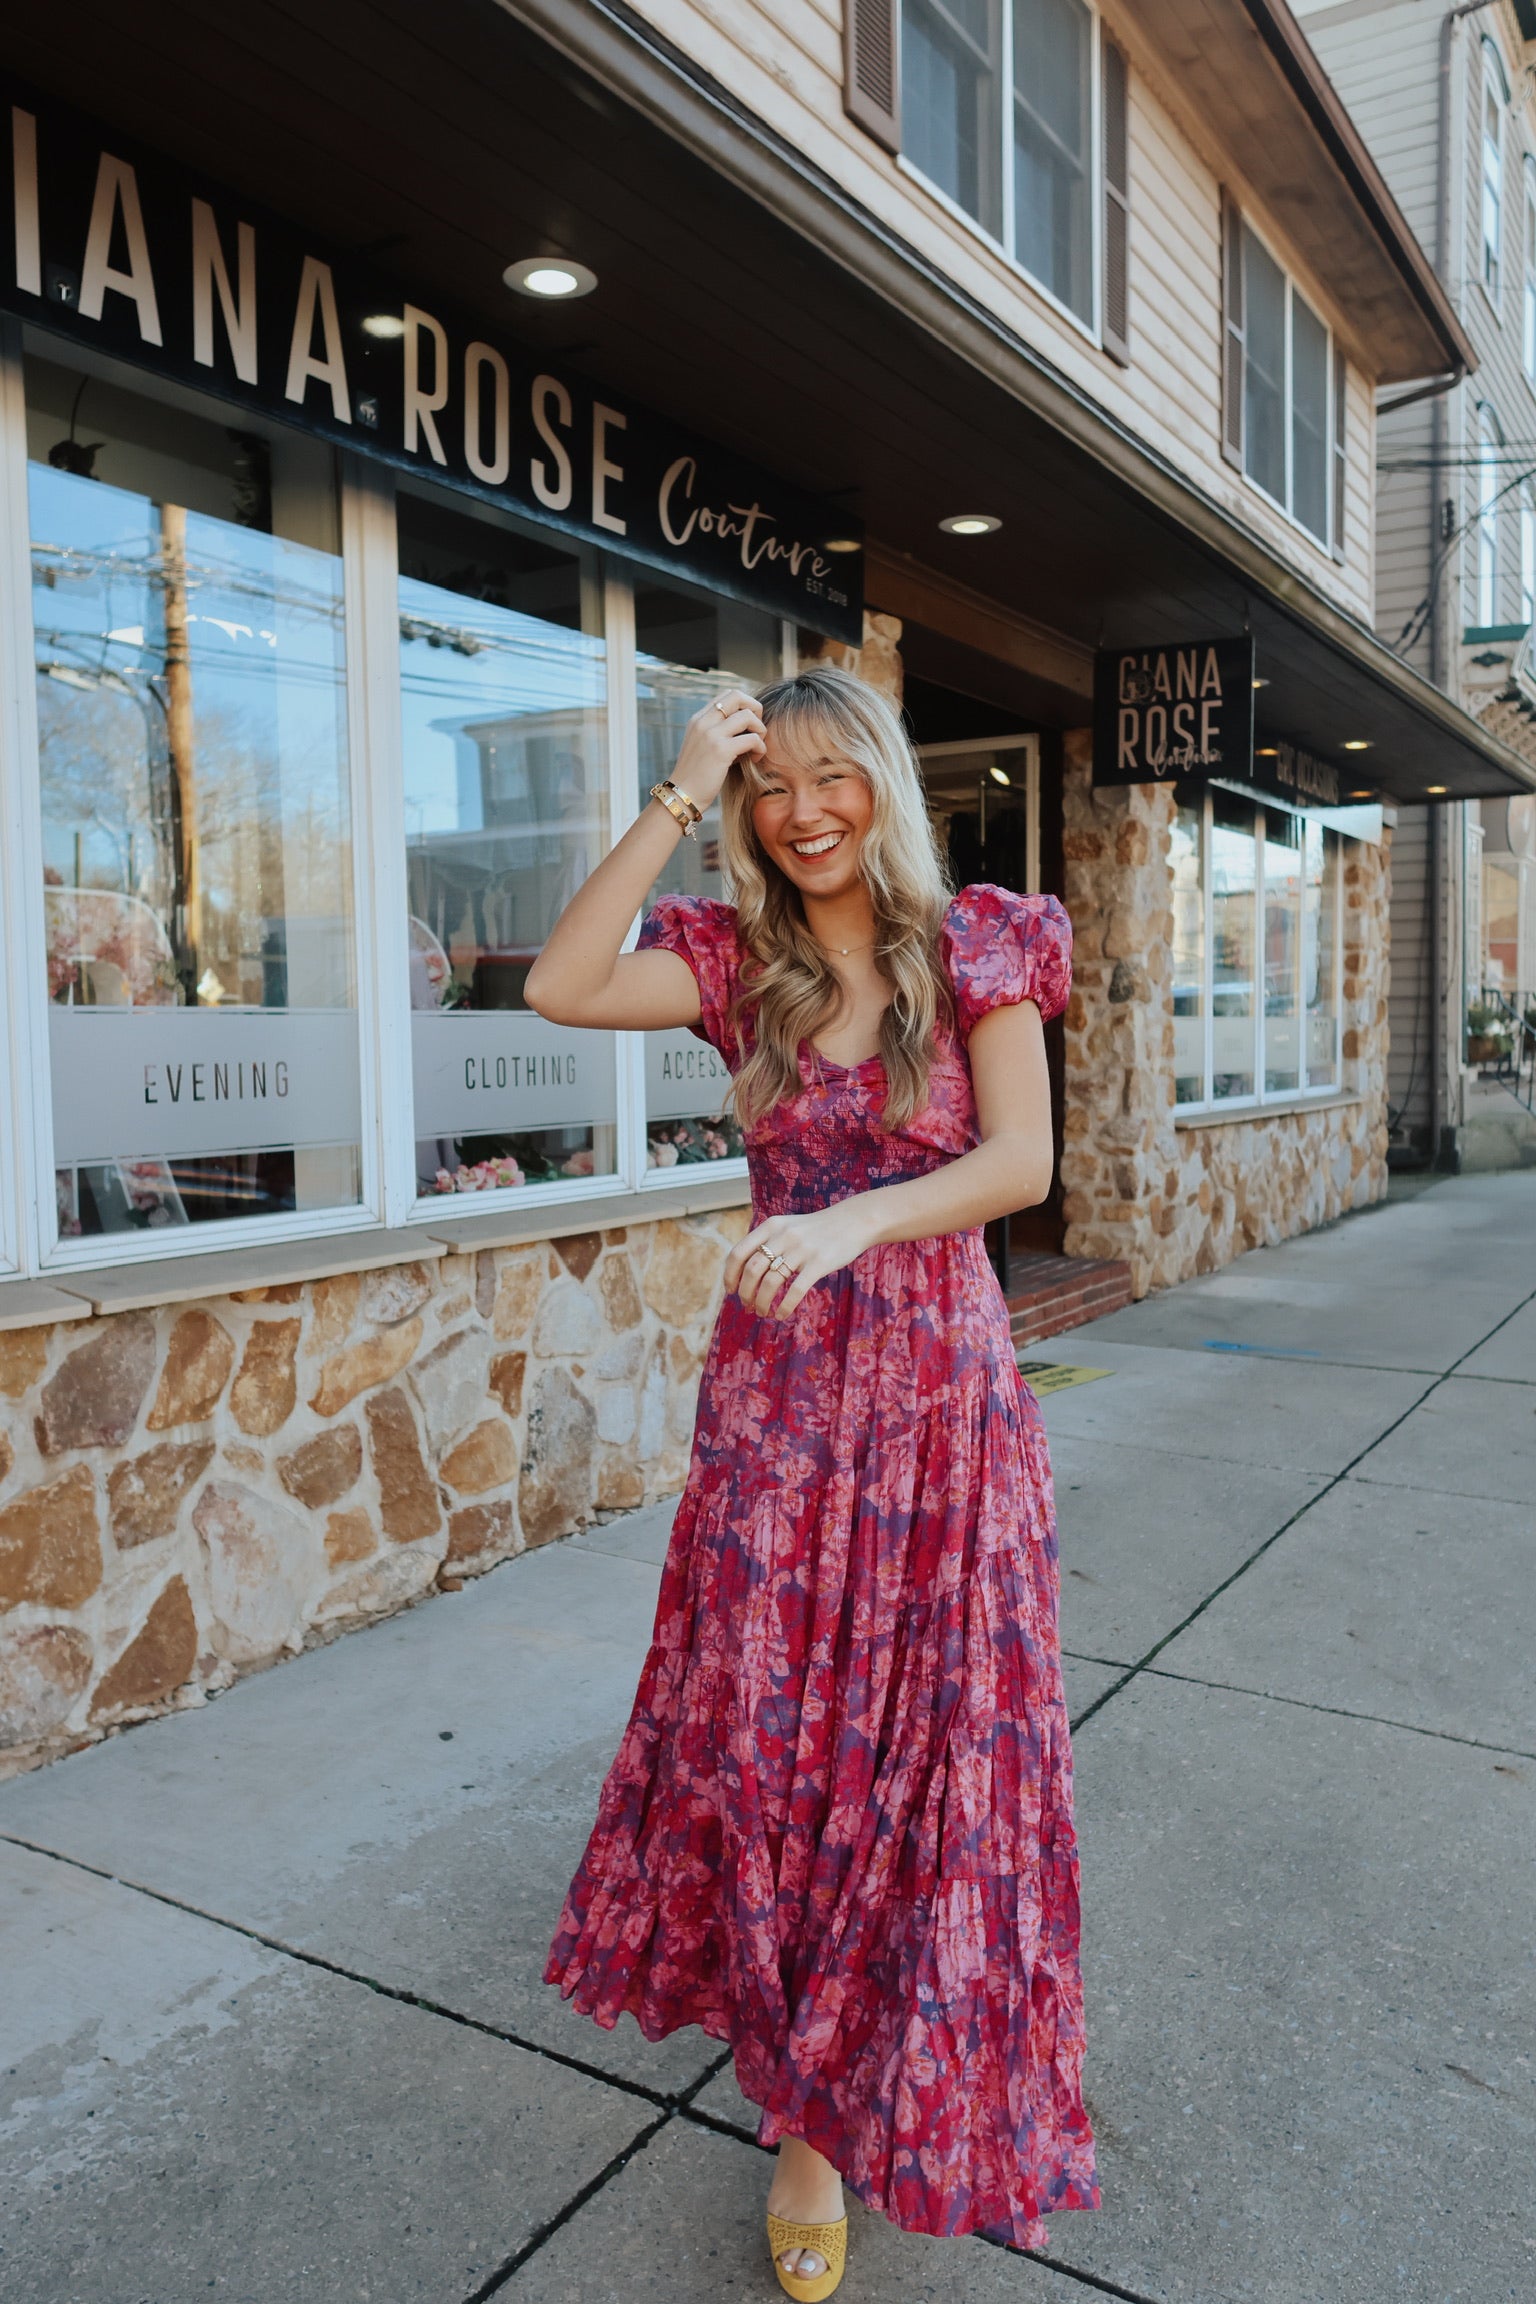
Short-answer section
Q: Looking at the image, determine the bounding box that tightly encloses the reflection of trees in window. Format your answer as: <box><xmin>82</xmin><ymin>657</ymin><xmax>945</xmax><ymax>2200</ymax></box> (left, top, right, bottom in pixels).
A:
<box><xmin>33</xmin><ymin>497</ymin><xmax>350</xmax><ymax>1015</ymax></box>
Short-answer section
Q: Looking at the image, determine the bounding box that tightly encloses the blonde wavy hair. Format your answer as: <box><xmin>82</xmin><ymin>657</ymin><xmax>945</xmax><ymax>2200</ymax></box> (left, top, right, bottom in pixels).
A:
<box><xmin>719</xmin><ymin>666</ymin><xmax>952</xmax><ymax>1130</ymax></box>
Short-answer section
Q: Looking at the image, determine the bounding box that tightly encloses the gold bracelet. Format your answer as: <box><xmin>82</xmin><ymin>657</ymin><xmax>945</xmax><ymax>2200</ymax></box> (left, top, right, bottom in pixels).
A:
<box><xmin>649</xmin><ymin>780</ymin><xmax>701</xmax><ymax>837</ymax></box>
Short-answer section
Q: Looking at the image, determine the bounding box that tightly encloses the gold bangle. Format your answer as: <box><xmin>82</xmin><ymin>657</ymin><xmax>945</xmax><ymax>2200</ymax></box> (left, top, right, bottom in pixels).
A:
<box><xmin>668</xmin><ymin>779</ymin><xmax>704</xmax><ymax>823</ymax></box>
<box><xmin>649</xmin><ymin>780</ymin><xmax>701</xmax><ymax>837</ymax></box>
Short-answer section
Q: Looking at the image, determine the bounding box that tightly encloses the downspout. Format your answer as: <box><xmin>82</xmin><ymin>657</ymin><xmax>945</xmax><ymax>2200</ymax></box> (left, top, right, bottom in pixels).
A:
<box><xmin>1431</xmin><ymin>1</ymin><xmax>1493</xmax><ymax>1164</ymax></box>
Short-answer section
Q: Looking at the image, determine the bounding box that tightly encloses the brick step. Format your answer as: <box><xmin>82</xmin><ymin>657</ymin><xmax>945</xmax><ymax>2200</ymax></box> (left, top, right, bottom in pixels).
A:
<box><xmin>1001</xmin><ymin>1252</ymin><xmax>1134</xmax><ymax>1349</ymax></box>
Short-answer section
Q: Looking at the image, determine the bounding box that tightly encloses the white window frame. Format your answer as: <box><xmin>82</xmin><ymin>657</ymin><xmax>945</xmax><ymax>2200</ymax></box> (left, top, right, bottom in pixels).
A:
<box><xmin>1520</xmin><ymin>480</ymin><xmax>1535</xmax><ymax>627</ymax></box>
<box><xmin>897</xmin><ymin>0</ymin><xmax>1103</xmax><ymax>347</ymax></box>
<box><xmin>0</xmin><ymin>323</ymin><xmax>793</xmax><ymax>1277</ymax></box>
<box><xmin>1523</xmin><ymin>152</ymin><xmax>1536</xmax><ymax>378</ymax></box>
<box><xmin>1482</xmin><ymin>37</ymin><xmax>1508</xmax><ymax>310</ymax></box>
<box><xmin>1236</xmin><ymin>217</ymin><xmax>1336</xmax><ymax>552</ymax></box>
<box><xmin>1477</xmin><ymin>405</ymin><xmax>1504</xmax><ymax>629</ymax></box>
<box><xmin>1172</xmin><ymin>785</ymin><xmax>1346</xmax><ymax>1117</ymax></box>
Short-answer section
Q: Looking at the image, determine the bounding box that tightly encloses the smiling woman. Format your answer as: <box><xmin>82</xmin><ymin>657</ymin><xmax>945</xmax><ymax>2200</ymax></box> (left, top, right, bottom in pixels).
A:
<box><xmin>532</xmin><ymin>667</ymin><xmax>1095</xmax><ymax>2298</ymax></box>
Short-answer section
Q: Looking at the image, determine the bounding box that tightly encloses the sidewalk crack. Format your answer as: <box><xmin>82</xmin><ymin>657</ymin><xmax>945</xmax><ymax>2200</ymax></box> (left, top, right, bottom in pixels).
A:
<box><xmin>1070</xmin><ymin>1279</ymin><xmax>1536</xmax><ymax>1734</ymax></box>
<box><xmin>1136</xmin><ymin>1665</ymin><xmax>1536</xmax><ymax>1761</ymax></box>
<box><xmin>0</xmin><ymin>1828</ymin><xmax>719</xmax><ymax>2118</ymax></box>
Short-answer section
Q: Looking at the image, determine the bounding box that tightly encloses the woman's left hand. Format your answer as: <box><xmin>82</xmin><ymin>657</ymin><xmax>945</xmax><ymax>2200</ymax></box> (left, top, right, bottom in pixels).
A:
<box><xmin>723</xmin><ymin>1201</ymin><xmax>878</xmax><ymax>1321</ymax></box>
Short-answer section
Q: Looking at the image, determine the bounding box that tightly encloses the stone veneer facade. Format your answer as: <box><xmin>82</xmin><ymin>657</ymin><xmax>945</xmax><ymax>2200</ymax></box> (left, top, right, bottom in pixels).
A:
<box><xmin>1057</xmin><ymin>733</ymin><xmax>1391</xmax><ymax>1294</ymax></box>
<box><xmin>0</xmin><ymin>695</ymin><xmax>1396</xmax><ymax>1775</ymax></box>
<box><xmin>0</xmin><ymin>1211</ymin><xmax>748</xmax><ymax>1777</ymax></box>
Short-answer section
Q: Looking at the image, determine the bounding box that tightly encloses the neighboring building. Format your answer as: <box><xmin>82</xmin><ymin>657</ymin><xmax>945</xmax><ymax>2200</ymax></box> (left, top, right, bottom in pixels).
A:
<box><xmin>0</xmin><ymin>0</ymin><xmax>1530</xmax><ymax>1769</ymax></box>
<box><xmin>1296</xmin><ymin>0</ymin><xmax>1536</xmax><ymax>1165</ymax></box>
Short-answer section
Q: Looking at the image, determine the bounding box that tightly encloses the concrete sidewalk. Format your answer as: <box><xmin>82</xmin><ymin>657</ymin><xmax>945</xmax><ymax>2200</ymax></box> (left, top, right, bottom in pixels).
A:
<box><xmin>2</xmin><ymin>1172</ymin><xmax>1533</xmax><ymax>2304</ymax></box>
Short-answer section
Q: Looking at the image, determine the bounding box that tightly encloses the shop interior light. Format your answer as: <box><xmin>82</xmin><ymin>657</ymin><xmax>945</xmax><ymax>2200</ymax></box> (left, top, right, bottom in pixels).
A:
<box><xmin>1342</xmin><ymin>739</ymin><xmax>1372</xmax><ymax>751</ymax></box>
<box><xmin>1255</xmin><ymin>745</ymin><xmax>1279</xmax><ymax>756</ymax></box>
<box><xmin>822</xmin><ymin>537</ymin><xmax>862</xmax><ymax>554</ymax></box>
<box><xmin>362</xmin><ymin>313</ymin><xmax>406</xmax><ymax>339</ymax></box>
<box><xmin>989</xmin><ymin>765</ymin><xmax>1012</xmax><ymax>786</ymax></box>
<box><xmin>1426</xmin><ymin>783</ymin><xmax>1448</xmax><ymax>794</ymax></box>
<box><xmin>503</xmin><ymin>257</ymin><xmax>597</xmax><ymax>300</ymax></box>
<box><xmin>1251</xmin><ymin>677</ymin><xmax>1269</xmax><ymax>689</ymax></box>
<box><xmin>1348</xmin><ymin>788</ymin><xmax>1375</xmax><ymax>799</ymax></box>
<box><xmin>939</xmin><ymin>513</ymin><xmax>1002</xmax><ymax>536</ymax></box>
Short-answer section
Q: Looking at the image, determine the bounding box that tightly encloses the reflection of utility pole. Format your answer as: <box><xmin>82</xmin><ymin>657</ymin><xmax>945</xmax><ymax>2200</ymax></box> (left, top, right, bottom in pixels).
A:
<box><xmin>160</xmin><ymin>502</ymin><xmax>199</xmax><ymax>1002</ymax></box>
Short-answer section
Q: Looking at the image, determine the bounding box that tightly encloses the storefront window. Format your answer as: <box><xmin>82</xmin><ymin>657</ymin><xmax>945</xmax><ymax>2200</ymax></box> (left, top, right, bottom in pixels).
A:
<box><xmin>634</xmin><ymin>581</ymin><xmax>778</xmax><ymax>1171</ymax></box>
<box><xmin>1171</xmin><ymin>798</ymin><xmax>1204</xmax><ymax>1104</ymax></box>
<box><xmin>398</xmin><ymin>485</ymin><xmax>612</xmax><ymax>1198</ymax></box>
<box><xmin>1176</xmin><ymin>790</ymin><xmax>1346</xmax><ymax>1108</ymax></box>
<box><xmin>1303</xmin><ymin>820</ymin><xmax>1339</xmax><ymax>1086</ymax></box>
<box><xmin>1211</xmin><ymin>792</ymin><xmax>1257</xmax><ymax>1101</ymax></box>
<box><xmin>1263</xmin><ymin>811</ymin><xmax>1302</xmax><ymax>1094</ymax></box>
<box><xmin>27</xmin><ymin>352</ymin><xmax>359</xmax><ymax>1239</ymax></box>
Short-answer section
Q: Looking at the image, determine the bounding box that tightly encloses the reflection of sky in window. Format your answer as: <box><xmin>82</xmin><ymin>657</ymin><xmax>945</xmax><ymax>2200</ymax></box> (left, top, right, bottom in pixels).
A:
<box><xmin>399</xmin><ymin>575</ymin><xmax>604</xmax><ymax>839</ymax></box>
<box><xmin>30</xmin><ymin>465</ymin><xmax>347</xmax><ymax>820</ymax></box>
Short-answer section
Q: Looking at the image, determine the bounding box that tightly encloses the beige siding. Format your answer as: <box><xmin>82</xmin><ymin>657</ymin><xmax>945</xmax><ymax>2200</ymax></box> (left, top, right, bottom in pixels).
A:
<box><xmin>1305</xmin><ymin>1</ymin><xmax>1536</xmax><ymax>663</ymax></box>
<box><xmin>637</xmin><ymin>0</ymin><xmax>1378</xmax><ymax>622</ymax></box>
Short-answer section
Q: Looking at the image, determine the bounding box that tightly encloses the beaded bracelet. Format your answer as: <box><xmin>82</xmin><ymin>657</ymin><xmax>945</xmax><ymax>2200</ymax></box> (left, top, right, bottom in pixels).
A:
<box><xmin>649</xmin><ymin>779</ymin><xmax>703</xmax><ymax>837</ymax></box>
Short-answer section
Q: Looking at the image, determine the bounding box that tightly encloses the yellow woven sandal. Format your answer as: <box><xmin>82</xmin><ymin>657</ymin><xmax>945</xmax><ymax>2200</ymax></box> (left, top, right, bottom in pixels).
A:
<box><xmin>765</xmin><ymin>2211</ymin><xmax>848</xmax><ymax>2301</ymax></box>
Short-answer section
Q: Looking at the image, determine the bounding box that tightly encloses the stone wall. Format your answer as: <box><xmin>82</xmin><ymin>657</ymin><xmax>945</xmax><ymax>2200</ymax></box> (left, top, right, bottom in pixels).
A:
<box><xmin>0</xmin><ymin>1208</ymin><xmax>747</xmax><ymax>1777</ymax></box>
<box><xmin>1058</xmin><ymin>732</ymin><xmax>1391</xmax><ymax>1293</ymax></box>
<box><xmin>797</xmin><ymin>610</ymin><xmax>904</xmax><ymax>703</ymax></box>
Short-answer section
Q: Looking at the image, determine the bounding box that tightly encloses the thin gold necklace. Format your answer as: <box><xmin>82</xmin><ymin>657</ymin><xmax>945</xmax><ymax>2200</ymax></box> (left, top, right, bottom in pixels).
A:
<box><xmin>812</xmin><ymin>936</ymin><xmax>875</xmax><ymax>957</ymax></box>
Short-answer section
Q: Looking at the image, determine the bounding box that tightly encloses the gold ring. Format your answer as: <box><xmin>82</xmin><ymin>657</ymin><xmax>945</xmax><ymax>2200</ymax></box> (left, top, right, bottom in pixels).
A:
<box><xmin>768</xmin><ymin>1254</ymin><xmax>793</xmax><ymax>1275</ymax></box>
<box><xmin>712</xmin><ymin>698</ymin><xmax>731</xmax><ymax>719</ymax></box>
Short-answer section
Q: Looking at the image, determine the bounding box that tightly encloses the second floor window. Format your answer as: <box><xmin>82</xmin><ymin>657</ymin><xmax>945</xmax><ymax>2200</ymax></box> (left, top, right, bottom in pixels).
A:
<box><xmin>1478</xmin><ymin>409</ymin><xmax>1503</xmax><ymax>628</ymax></box>
<box><xmin>1224</xmin><ymin>209</ymin><xmax>1334</xmax><ymax>548</ymax></box>
<box><xmin>1483</xmin><ymin>37</ymin><xmax>1507</xmax><ymax>303</ymax></box>
<box><xmin>899</xmin><ymin>0</ymin><xmax>1097</xmax><ymax>329</ymax></box>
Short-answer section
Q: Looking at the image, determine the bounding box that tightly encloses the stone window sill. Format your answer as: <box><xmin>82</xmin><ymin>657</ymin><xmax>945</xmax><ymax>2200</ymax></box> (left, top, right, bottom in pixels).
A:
<box><xmin>1174</xmin><ymin>1091</ymin><xmax>1364</xmax><ymax>1133</ymax></box>
<box><xmin>0</xmin><ymin>1174</ymin><xmax>751</xmax><ymax>1330</ymax></box>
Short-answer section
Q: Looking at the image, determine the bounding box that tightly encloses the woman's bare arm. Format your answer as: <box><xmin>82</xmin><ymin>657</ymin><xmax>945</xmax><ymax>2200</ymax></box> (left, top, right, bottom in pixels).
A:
<box><xmin>723</xmin><ymin>1000</ymin><xmax>1054</xmax><ymax>1318</ymax></box>
<box><xmin>523</xmin><ymin>691</ymin><xmax>765</xmax><ymax>1031</ymax></box>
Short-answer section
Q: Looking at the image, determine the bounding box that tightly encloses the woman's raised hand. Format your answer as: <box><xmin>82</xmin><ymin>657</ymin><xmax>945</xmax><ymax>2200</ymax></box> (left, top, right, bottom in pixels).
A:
<box><xmin>668</xmin><ymin>690</ymin><xmax>767</xmax><ymax>812</ymax></box>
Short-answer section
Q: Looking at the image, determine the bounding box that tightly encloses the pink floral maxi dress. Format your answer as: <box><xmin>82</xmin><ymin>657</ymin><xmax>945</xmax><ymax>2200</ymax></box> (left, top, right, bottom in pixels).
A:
<box><xmin>545</xmin><ymin>884</ymin><xmax>1098</xmax><ymax>2247</ymax></box>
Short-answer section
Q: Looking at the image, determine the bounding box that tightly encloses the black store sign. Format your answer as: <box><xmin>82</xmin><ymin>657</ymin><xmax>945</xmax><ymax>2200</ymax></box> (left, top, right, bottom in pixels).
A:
<box><xmin>1093</xmin><ymin>635</ymin><xmax>1255</xmax><ymax>787</ymax></box>
<box><xmin>0</xmin><ymin>77</ymin><xmax>862</xmax><ymax>641</ymax></box>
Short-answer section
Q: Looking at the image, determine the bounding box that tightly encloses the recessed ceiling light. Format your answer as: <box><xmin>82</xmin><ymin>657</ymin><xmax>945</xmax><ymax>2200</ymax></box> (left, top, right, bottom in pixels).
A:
<box><xmin>503</xmin><ymin>257</ymin><xmax>597</xmax><ymax>300</ymax></box>
<box><xmin>362</xmin><ymin>313</ymin><xmax>406</xmax><ymax>339</ymax></box>
<box><xmin>939</xmin><ymin>513</ymin><xmax>1001</xmax><ymax>536</ymax></box>
<box><xmin>1342</xmin><ymin>739</ymin><xmax>1372</xmax><ymax>752</ymax></box>
<box><xmin>1347</xmin><ymin>788</ymin><xmax>1374</xmax><ymax>799</ymax></box>
<box><xmin>1251</xmin><ymin>677</ymin><xmax>1269</xmax><ymax>689</ymax></box>
<box><xmin>822</xmin><ymin>537</ymin><xmax>862</xmax><ymax>554</ymax></box>
<box><xmin>988</xmin><ymin>765</ymin><xmax>1012</xmax><ymax>786</ymax></box>
<box><xmin>1426</xmin><ymin>783</ymin><xmax>1448</xmax><ymax>794</ymax></box>
<box><xmin>1255</xmin><ymin>745</ymin><xmax>1279</xmax><ymax>756</ymax></box>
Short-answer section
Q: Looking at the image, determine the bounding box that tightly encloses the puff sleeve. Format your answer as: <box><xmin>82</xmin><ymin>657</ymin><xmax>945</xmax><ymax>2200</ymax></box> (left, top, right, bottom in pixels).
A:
<box><xmin>942</xmin><ymin>885</ymin><xmax>1073</xmax><ymax>1036</ymax></box>
<box><xmin>635</xmin><ymin>894</ymin><xmax>746</xmax><ymax>1061</ymax></box>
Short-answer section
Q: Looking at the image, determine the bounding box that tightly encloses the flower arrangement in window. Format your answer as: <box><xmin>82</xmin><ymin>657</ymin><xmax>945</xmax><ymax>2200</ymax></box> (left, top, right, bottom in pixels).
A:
<box><xmin>646</xmin><ymin>1115</ymin><xmax>744</xmax><ymax>1167</ymax></box>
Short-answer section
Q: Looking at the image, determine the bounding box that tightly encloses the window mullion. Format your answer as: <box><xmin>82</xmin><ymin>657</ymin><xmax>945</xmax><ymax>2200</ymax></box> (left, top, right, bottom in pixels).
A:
<box><xmin>1255</xmin><ymin>810</ymin><xmax>1267</xmax><ymax>1099</ymax></box>
<box><xmin>605</xmin><ymin>570</ymin><xmax>647</xmax><ymax>1192</ymax></box>
<box><xmin>1204</xmin><ymin>791</ymin><xmax>1215</xmax><ymax>1106</ymax></box>
<box><xmin>340</xmin><ymin>455</ymin><xmax>415</xmax><ymax>1231</ymax></box>
<box><xmin>999</xmin><ymin>0</ymin><xmax>1016</xmax><ymax>262</ymax></box>
<box><xmin>0</xmin><ymin>318</ymin><xmax>52</xmax><ymax>1273</ymax></box>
